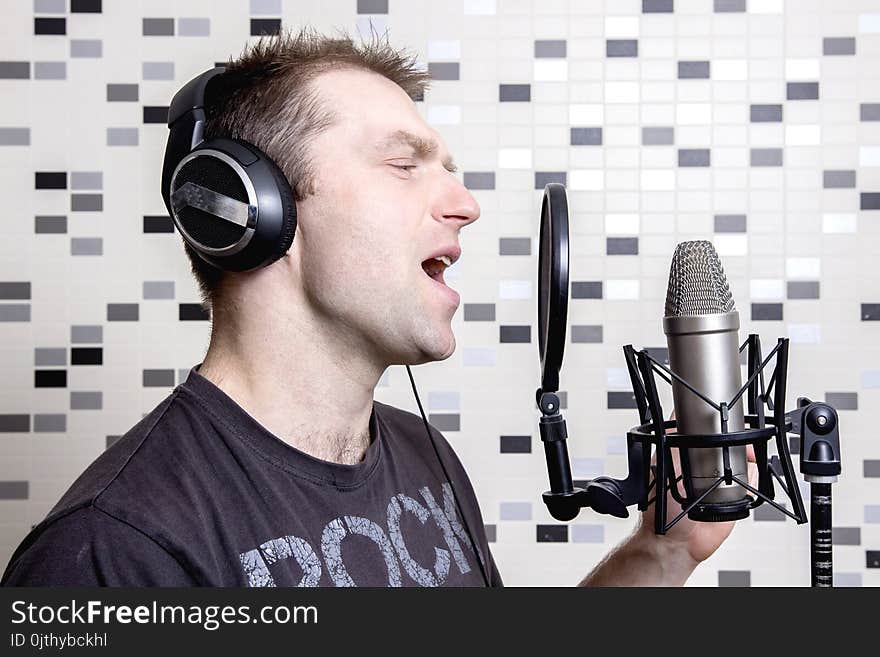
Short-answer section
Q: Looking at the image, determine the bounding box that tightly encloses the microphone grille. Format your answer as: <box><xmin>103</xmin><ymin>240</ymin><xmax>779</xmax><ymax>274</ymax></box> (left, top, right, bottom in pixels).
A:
<box><xmin>664</xmin><ymin>240</ymin><xmax>736</xmax><ymax>317</ymax></box>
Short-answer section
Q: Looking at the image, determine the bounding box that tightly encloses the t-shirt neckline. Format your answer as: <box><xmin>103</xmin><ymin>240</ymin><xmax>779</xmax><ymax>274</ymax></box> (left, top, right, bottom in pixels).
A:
<box><xmin>177</xmin><ymin>362</ymin><xmax>383</xmax><ymax>489</ymax></box>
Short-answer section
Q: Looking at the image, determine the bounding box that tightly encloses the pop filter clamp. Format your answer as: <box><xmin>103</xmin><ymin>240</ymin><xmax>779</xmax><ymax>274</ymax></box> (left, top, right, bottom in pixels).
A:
<box><xmin>536</xmin><ymin>183</ymin><xmax>843</xmax><ymax>586</ymax></box>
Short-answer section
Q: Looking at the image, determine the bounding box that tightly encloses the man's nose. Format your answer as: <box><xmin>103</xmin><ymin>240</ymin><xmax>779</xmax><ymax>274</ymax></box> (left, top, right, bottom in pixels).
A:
<box><xmin>434</xmin><ymin>176</ymin><xmax>481</xmax><ymax>228</ymax></box>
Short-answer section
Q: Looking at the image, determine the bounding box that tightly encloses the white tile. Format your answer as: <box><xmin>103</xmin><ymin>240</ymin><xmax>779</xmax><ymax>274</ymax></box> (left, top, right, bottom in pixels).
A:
<box><xmin>785</xmin><ymin>124</ymin><xmax>820</xmax><ymax>145</ymax></box>
<box><xmin>534</xmin><ymin>60</ymin><xmax>568</xmax><ymax>81</ymax></box>
<box><xmin>822</xmin><ymin>213</ymin><xmax>857</xmax><ymax>233</ymax></box>
<box><xmin>676</xmin><ymin>103</ymin><xmax>712</xmax><ymax>125</ymax></box>
<box><xmin>427</xmin><ymin>105</ymin><xmax>461</xmax><ymax>125</ymax></box>
<box><xmin>604</xmin><ymin>16</ymin><xmax>639</xmax><ymax>38</ymax></box>
<box><xmin>427</xmin><ymin>40</ymin><xmax>461</xmax><ymax>60</ymax></box>
<box><xmin>750</xmin><ymin>279</ymin><xmax>784</xmax><ymax>300</ymax></box>
<box><xmin>786</xmin><ymin>257</ymin><xmax>821</xmax><ymax>279</ymax></box>
<box><xmin>499</xmin><ymin>280</ymin><xmax>531</xmax><ymax>299</ymax></box>
<box><xmin>605</xmin><ymin>279</ymin><xmax>639</xmax><ymax>300</ymax></box>
<box><xmin>497</xmin><ymin>148</ymin><xmax>532</xmax><ymax>169</ymax></box>
<box><xmin>605</xmin><ymin>213</ymin><xmax>639</xmax><ymax>234</ymax></box>
<box><xmin>640</xmin><ymin>169</ymin><xmax>676</xmax><ymax>191</ymax></box>
<box><xmin>858</xmin><ymin>13</ymin><xmax>880</xmax><ymax>33</ymax></box>
<box><xmin>569</xmin><ymin>103</ymin><xmax>604</xmax><ymax>124</ymax></box>
<box><xmin>604</xmin><ymin>81</ymin><xmax>640</xmax><ymax>103</ymax></box>
<box><xmin>749</xmin><ymin>0</ymin><xmax>784</xmax><ymax>14</ymax></box>
<box><xmin>859</xmin><ymin>146</ymin><xmax>880</xmax><ymax>167</ymax></box>
<box><xmin>785</xmin><ymin>58</ymin><xmax>820</xmax><ymax>79</ymax></box>
<box><xmin>713</xmin><ymin>234</ymin><xmax>748</xmax><ymax>257</ymax></box>
<box><xmin>788</xmin><ymin>324</ymin><xmax>822</xmax><ymax>344</ymax></box>
<box><xmin>463</xmin><ymin>0</ymin><xmax>496</xmax><ymax>15</ymax></box>
<box><xmin>569</xmin><ymin>169</ymin><xmax>604</xmax><ymax>190</ymax></box>
<box><xmin>713</xmin><ymin>59</ymin><xmax>748</xmax><ymax>81</ymax></box>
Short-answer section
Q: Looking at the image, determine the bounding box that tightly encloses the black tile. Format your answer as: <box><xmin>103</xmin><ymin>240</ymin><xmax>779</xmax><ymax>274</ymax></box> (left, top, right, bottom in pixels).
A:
<box><xmin>35</xmin><ymin>370</ymin><xmax>67</xmax><ymax>388</ymax></box>
<box><xmin>787</xmin><ymin>82</ymin><xmax>819</xmax><ymax>100</ymax></box>
<box><xmin>500</xmin><ymin>325</ymin><xmax>531</xmax><ymax>343</ymax></box>
<box><xmin>867</xmin><ymin>551</ymin><xmax>880</xmax><ymax>568</ymax></box>
<box><xmin>180</xmin><ymin>303</ymin><xmax>210</xmax><ymax>321</ymax></box>
<box><xmin>608</xmin><ymin>391</ymin><xmax>637</xmax><ymax>409</ymax></box>
<box><xmin>862</xmin><ymin>304</ymin><xmax>880</xmax><ymax>321</ymax></box>
<box><xmin>34</xmin><ymin>18</ymin><xmax>65</xmax><ymax>35</ymax></box>
<box><xmin>71</xmin><ymin>347</ymin><xmax>102</xmax><ymax>365</ymax></box>
<box><xmin>250</xmin><ymin>18</ymin><xmax>282</xmax><ymax>36</ymax></box>
<box><xmin>536</xmin><ymin>524</ymin><xmax>568</xmax><ymax>542</ymax></box>
<box><xmin>644</xmin><ymin>346</ymin><xmax>669</xmax><ymax>365</ymax></box>
<box><xmin>35</xmin><ymin>172</ymin><xmax>67</xmax><ymax>189</ymax></box>
<box><xmin>861</xmin><ymin>193</ymin><xmax>880</xmax><ymax>210</ymax></box>
<box><xmin>499</xmin><ymin>84</ymin><xmax>530</xmax><ymax>102</ymax></box>
<box><xmin>71</xmin><ymin>0</ymin><xmax>102</xmax><ymax>12</ymax></box>
<box><xmin>0</xmin><ymin>282</ymin><xmax>31</xmax><ymax>300</ymax></box>
<box><xmin>143</xmin><ymin>215</ymin><xmax>174</xmax><ymax>233</ymax></box>
<box><xmin>789</xmin><ymin>435</ymin><xmax>800</xmax><ymax>455</ymax></box>
<box><xmin>143</xmin><ymin>106</ymin><xmax>168</xmax><ymax>124</ymax></box>
<box><xmin>500</xmin><ymin>435</ymin><xmax>531</xmax><ymax>454</ymax></box>
<box><xmin>0</xmin><ymin>415</ymin><xmax>30</xmax><ymax>432</ymax></box>
<box><xmin>752</xmin><ymin>303</ymin><xmax>783</xmax><ymax>321</ymax></box>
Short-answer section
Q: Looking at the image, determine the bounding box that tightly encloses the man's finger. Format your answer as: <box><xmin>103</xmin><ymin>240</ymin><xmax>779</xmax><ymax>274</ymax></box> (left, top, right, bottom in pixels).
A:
<box><xmin>746</xmin><ymin>444</ymin><xmax>756</xmax><ymax>463</ymax></box>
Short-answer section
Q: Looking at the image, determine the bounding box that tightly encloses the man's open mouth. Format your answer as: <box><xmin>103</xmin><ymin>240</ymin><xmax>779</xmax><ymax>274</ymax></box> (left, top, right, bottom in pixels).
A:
<box><xmin>421</xmin><ymin>255</ymin><xmax>452</xmax><ymax>285</ymax></box>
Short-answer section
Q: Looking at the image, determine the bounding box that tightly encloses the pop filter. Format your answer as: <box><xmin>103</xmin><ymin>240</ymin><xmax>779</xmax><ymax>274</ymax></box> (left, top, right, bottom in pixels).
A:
<box><xmin>537</xmin><ymin>183</ymin><xmax>569</xmax><ymax>397</ymax></box>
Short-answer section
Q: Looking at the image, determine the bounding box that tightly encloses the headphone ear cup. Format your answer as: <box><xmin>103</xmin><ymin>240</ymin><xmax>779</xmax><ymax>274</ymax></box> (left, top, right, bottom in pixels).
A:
<box><xmin>260</xmin><ymin>152</ymin><xmax>298</xmax><ymax>266</ymax></box>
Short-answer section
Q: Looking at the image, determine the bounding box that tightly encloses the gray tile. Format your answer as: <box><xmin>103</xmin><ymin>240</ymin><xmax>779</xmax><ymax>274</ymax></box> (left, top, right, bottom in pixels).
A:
<box><xmin>143</xmin><ymin>281</ymin><xmax>175</xmax><ymax>299</ymax></box>
<box><xmin>177</xmin><ymin>18</ymin><xmax>210</xmax><ymax>37</ymax></box>
<box><xmin>571</xmin><ymin>127</ymin><xmax>602</xmax><ymax>145</ymax></box>
<box><xmin>787</xmin><ymin>281</ymin><xmax>819</xmax><ymax>299</ymax></box>
<box><xmin>572</xmin><ymin>281</ymin><xmax>602</xmax><ymax>298</ymax></box>
<box><xmin>678</xmin><ymin>149</ymin><xmax>710</xmax><ymax>166</ymax></box>
<box><xmin>754</xmin><ymin>502</ymin><xmax>787</xmax><ymax>520</ymax></box>
<box><xmin>70</xmin><ymin>391</ymin><xmax>102</xmax><ymax>410</ymax></box>
<box><xmin>0</xmin><ymin>305</ymin><xmax>30</xmax><ymax>321</ymax></box>
<box><xmin>0</xmin><ymin>481</ymin><xmax>28</xmax><ymax>500</ymax></box>
<box><xmin>865</xmin><ymin>505</ymin><xmax>880</xmax><ymax>523</ymax></box>
<box><xmin>33</xmin><ymin>414</ymin><xmax>65</xmax><ymax>432</ymax></box>
<box><xmin>642</xmin><ymin>126</ymin><xmax>674</xmax><ymax>145</ymax></box>
<box><xmin>35</xmin><ymin>215</ymin><xmax>66</xmax><ymax>233</ymax></box>
<box><xmin>464</xmin><ymin>303</ymin><xmax>495</xmax><ymax>321</ymax></box>
<box><xmin>833</xmin><ymin>572</ymin><xmax>862</xmax><ymax>587</ymax></box>
<box><xmin>34</xmin><ymin>0</ymin><xmax>66</xmax><ymax>11</ymax></box>
<box><xmin>678</xmin><ymin>61</ymin><xmax>709</xmax><ymax>78</ymax></box>
<box><xmin>0</xmin><ymin>282</ymin><xmax>31</xmax><ymax>299</ymax></box>
<box><xmin>861</xmin><ymin>103</ymin><xmax>880</xmax><ymax>121</ymax></box>
<box><xmin>70</xmin><ymin>172</ymin><xmax>102</xmax><ymax>189</ymax></box>
<box><xmin>34</xmin><ymin>347</ymin><xmax>66</xmax><ymax>366</ymax></box>
<box><xmin>866</xmin><ymin>460</ymin><xmax>880</xmax><ymax>477</ymax></box>
<box><xmin>428</xmin><ymin>62</ymin><xmax>459</xmax><ymax>80</ymax></box>
<box><xmin>499</xmin><ymin>84</ymin><xmax>530</xmax><ymax>102</ymax></box>
<box><xmin>752</xmin><ymin>303</ymin><xmax>783</xmax><ymax>321</ymax></box>
<box><xmin>71</xmin><ymin>325</ymin><xmax>102</xmax><ymax>343</ymax></box>
<box><xmin>143</xmin><ymin>369</ymin><xmax>175</xmax><ymax>387</ymax></box>
<box><xmin>0</xmin><ymin>128</ymin><xmax>30</xmax><ymax>146</ymax></box>
<box><xmin>825</xmin><ymin>392</ymin><xmax>857</xmax><ymax>410</ymax></box>
<box><xmin>71</xmin><ymin>194</ymin><xmax>102</xmax><ymax>211</ymax></box>
<box><xmin>571</xmin><ymin>524</ymin><xmax>604</xmax><ymax>543</ymax></box>
<box><xmin>484</xmin><ymin>524</ymin><xmax>496</xmax><ymax>542</ymax></box>
<box><xmin>607</xmin><ymin>40</ymin><xmax>638</xmax><ymax>57</ymax></box>
<box><xmin>535</xmin><ymin>171</ymin><xmax>566</xmax><ymax>188</ymax></box>
<box><xmin>787</xmin><ymin>82</ymin><xmax>819</xmax><ymax>100</ymax></box>
<box><xmin>500</xmin><ymin>325</ymin><xmax>530</xmax><ymax>343</ymax></box>
<box><xmin>823</xmin><ymin>170</ymin><xmax>855</xmax><ymax>188</ymax></box>
<box><xmin>500</xmin><ymin>501</ymin><xmax>531</xmax><ymax>521</ymax></box>
<box><xmin>714</xmin><ymin>214</ymin><xmax>746</xmax><ymax>233</ymax></box>
<box><xmin>429</xmin><ymin>413</ymin><xmax>460</xmax><ymax>431</ymax></box>
<box><xmin>643</xmin><ymin>0</ymin><xmax>673</xmax><ymax>12</ymax></box>
<box><xmin>106</xmin><ymin>435</ymin><xmax>122</xmax><ymax>449</ymax></box>
<box><xmin>34</xmin><ymin>61</ymin><xmax>65</xmax><ymax>79</ymax></box>
<box><xmin>607</xmin><ymin>237</ymin><xmax>638</xmax><ymax>255</ymax></box>
<box><xmin>750</xmin><ymin>104</ymin><xmax>783</xmax><ymax>122</ymax></box>
<box><xmin>357</xmin><ymin>0</ymin><xmax>388</xmax><ymax>12</ymax></box>
<box><xmin>143</xmin><ymin>18</ymin><xmax>174</xmax><ymax>36</ymax></box>
<box><xmin>832</xmin><ymin>527</ymin><xmax>861</xmax><ymax>545</ymax></box>
<box><xmin>107</xmin><ymin>303</ymin><xmax>139</xmax><ymax>321</ymax></box>
<box><xmin>107</xmin><ymin>83</ymin><xmax>138</xmax><ymax>102</ymax></box>
<box><xmin>535</xmin><ymin>40</ymin><xmax>566</xmax><ymax>58</ymax></box>
<box><xmin>107</xmin><ymin>128</ymin><xmax>138</xmax><ymax>146</ymax></box>
<box><xmin>751</xmin><ymin>148</ymin><xmax>783</xmax><ymax>166</ymax></box>
<box><xmin>251</xmin><ymin>0</ymin><xmax>282</xmax><ymax>13</ymax></box>
<box><xmin>823</xmin><ymin>37</ymin><xmax>856</xmax><ymax>56</ymax></box>
<box><xmin>718</xmin><ymin>571</ymin><xmax>750</xmax><ymax>587</ymax></box>
<box><xmin>70</xmin><ymin>39</ymin><xmax>102</xmax><ymax>57</ymax></box>
<box><xmin>0</xmin><ymin>62</ymin><xmax>30</xmax><ymax>79</ymax></box>
<box><xmin>572</xmin><ymin>325</ymin><xmax>603</xmax><ymax>343</ymax></box>
<box><xmin>714</xmin><ymin>0</ymin><xmax>745</xmax><ymax>10</ymax></box>
<box><xmin>0</xmin><ymin>415</ymin><xmax>30</xmax><ymax>432</ymax></box>
<box><xmin>463</xmin><ymin>172</ymin><xmax>495</xmax><ymax>189</ymax></box>
<box><xmin>71</xmin><ymin>237</ymin><xmax>102</xmax><ymax>255</ymax></box>
<box><xmin>142</xmin><ymin>61</ymin><xmax>174</xmax><ymax>80</ymax></box>
<box><xmin>499</xmin><ymin>237</ymin><xmax>530</xmax><ymax>256</ymax></box>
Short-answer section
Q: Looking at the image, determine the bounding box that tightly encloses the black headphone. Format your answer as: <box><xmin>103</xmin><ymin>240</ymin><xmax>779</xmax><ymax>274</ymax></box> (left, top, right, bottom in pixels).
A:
<box><xmin>160</xmin><ymin>67</ymin><xmax>491</xmax><ymax>587</ymax></box>
<box><xmin>160</xmin><ymin>66</ymin><xmax>298</xmax><ymax>272</ymax></box>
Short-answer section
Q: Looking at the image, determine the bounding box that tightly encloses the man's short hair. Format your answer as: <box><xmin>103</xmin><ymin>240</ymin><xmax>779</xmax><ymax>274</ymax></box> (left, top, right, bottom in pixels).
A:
<box><xmin>183</xmin><ymin>26</ymin><xmax>431</xmax><ymax>313</ymax></box>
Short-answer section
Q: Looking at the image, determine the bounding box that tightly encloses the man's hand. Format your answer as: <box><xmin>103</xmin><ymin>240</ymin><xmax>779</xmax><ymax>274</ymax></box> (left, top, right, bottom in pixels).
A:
<box><xmin>579</xmin><ymin>412</ymin><xmax>758</xmax><ymax>586</ymax></box>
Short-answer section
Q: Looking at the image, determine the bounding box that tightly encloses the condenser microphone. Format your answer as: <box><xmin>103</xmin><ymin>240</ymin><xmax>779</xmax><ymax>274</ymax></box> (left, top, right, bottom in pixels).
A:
<box><xmin>663</xmin><ymin>241</ymin><xmax>751</xmax><ymax>521</ymax></box>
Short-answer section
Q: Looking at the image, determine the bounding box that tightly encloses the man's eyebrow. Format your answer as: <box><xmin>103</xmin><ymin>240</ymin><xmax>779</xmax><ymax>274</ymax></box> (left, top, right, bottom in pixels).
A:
<box><xmin>375</xmin><ymin>129</ymin><xmax>458</xmax><ymax>173</ymax></box>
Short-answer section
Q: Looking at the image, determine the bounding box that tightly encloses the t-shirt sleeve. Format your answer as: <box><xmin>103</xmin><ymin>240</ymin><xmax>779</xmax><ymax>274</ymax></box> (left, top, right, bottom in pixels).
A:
<box><xmin>1</xmin><ymin>505</ymin><xmax>197</xmax><ymax>587</ymax></box>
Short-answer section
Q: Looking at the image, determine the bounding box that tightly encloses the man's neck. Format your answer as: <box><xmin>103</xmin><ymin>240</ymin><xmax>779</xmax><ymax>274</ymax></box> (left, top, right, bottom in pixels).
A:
<box><xmin>196</xmin><ymin>304</ymin><xmax>385</xmax><ymax>466</ymax></box>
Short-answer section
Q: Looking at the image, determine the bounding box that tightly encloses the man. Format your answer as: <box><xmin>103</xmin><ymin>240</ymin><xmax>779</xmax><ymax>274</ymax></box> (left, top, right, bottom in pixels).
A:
<box><xmin>2</xmin><ymin>28</ymin><xmax>750</xmax><ymax>587</ymax></box>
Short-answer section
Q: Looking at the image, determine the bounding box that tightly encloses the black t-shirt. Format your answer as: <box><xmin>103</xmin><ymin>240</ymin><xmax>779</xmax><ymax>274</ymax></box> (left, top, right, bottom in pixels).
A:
<box><xmin>2</xmin><ymin>364</ymin><xmax>502</xmax><ymax>587</ymax></box>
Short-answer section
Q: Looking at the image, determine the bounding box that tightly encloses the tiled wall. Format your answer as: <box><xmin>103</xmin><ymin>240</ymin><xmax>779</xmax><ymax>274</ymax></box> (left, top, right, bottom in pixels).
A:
<box><xmin>1</xmin><ymin>0</ymin><xmax>878</xmax><ymax>587</ymax></box>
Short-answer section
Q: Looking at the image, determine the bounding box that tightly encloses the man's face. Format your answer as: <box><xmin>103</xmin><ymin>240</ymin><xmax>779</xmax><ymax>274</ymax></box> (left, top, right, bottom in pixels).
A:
<box><xmin>290</xmin><ymin>68</ymin><xmax>480</xmax><ymax>367</ymax></box>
